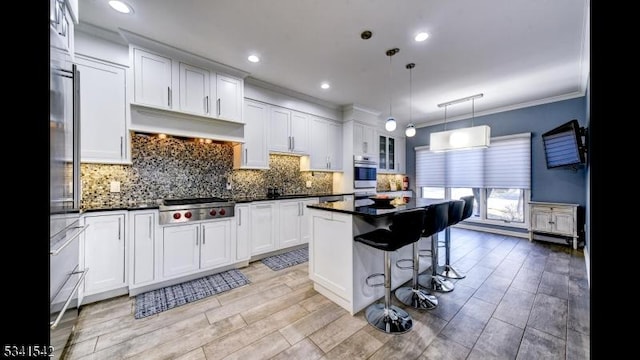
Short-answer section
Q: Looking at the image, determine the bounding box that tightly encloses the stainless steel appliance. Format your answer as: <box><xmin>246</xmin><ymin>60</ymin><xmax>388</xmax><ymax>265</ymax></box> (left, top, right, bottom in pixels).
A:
<box><xmin>354</xmin><ymin>155</ymin><xmax>377</xmax><ymax>188</ymax></box>
<box><xmin>159</xmin><ymin>197</ymin><xmax>236</xmax><ymax>225</ymax></box>
<box><xmin>50</xmin><ymin>20</ymin><xmax>87</xmax><ymax>359</ymax></box>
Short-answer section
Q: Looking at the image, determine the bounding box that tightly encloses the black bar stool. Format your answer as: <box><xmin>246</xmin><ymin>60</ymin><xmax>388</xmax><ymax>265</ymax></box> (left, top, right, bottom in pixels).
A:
<box><xmin>395</xmin><ymin>205</ymin><xmax>439</xmax><ymax>310</ymax></box>
<box><xmin>354</xmin><ymin>208</ymin><xmax>427</xmax><ymax>334</ymax></box>
<box><xmin>438</xmin><ymin>196</ymin><xmax>474</xmax><ymax>279</ymax></box>
<box><xmin>418</xmin><ymin>201</ymin><xmax>456</xmax><ymax>293</ymax></box>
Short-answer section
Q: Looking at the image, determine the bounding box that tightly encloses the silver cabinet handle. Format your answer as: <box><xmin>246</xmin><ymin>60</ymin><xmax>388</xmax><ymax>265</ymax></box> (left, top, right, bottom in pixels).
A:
<box><xmin>168</xmin><ymin>87</ymin><xmax>171</xmax><ymax>107</ymax></box>
<box><xmin>244</xmin><ymin>148</ymin><xmax>248</xmax><ymax>164</ymax></box>
<box><xmin>202</xmin><ymin>227</ymin><xmax>206</xmax><ymax>244</ymax></box>
<box><xmin>50</xmin><ymin>225</ymin><xmax>88</xmax><ymax>256</ymax></box>
<box><xmin>217</xmin><ymin>98</ymin><xmax>221</xmax><ymax>116</ymax></box>
<box><xmin>292</xmin><ymin>136</ymin><xmax>295</xmax><ymax>151</ymax></box>
<box><xmin>205</xmin><ymin>96</ymin><xmax>209</xmax><ymax>114</ymax></box>
<box><xmin>50</xmin><ymin>269</ymin><xmax>88</xmax><ymax>330</ymax></box>
<box><xmin>148</xmin><ymin>216</ymin><xmax>152</xmax><ymax>239</ymax></box>
<box><xmin>196</xmin><ymin>227</ymin><xmax>199</xmax><ymax>245</ymax></box>
<box><xmin>364</xmin><ymin>141</ymin><xmax>368</xmax><ymax>154</ymax></box>
<box><xmin>288</xmin><ymin>136</ymin><xmax>291</xmax><ymax>150</ymax></box>
<box><xmin>118</xmin><ymin>217</ymin><xmax>121</xmax><ymax>240</ymax></box>
<box><xmin>120</xmin><ymin>136</ymin><xmax>124</xmax><ymax>157</ymax></box>
<box><xmin>238</xmin><ymin>209</ymin><xmax>242</xmax><ymax>226</ymax></box>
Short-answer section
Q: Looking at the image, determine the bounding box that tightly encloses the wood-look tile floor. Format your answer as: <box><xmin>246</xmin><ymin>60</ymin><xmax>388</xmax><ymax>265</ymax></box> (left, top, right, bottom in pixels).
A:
<box><xmin>63</xmin><ymin>229</ymin><xmax>590</xmax><ymax>360</ymax></box>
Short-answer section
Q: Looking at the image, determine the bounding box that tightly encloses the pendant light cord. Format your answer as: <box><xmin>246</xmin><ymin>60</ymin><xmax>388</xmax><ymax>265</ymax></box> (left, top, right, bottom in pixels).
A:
<box><xmin>409</xmin><ymin>66</ymin><xmax>412</xmax><ymax>123</ymax></box>
<box><xmin>389</xmin><ymin>55</ymin><xmax>393</xmax><ymax>117</ymax></box>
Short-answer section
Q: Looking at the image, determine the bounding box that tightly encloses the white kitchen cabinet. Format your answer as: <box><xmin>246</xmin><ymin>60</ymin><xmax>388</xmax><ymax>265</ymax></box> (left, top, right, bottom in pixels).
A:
<box><xmin>307</xmin><ymin>117</ymin><xmax>343</xmax><ymax>171</ymax></box>
<box><xmin>162</xmin><ymin>223</ymin><xmax>200</xmax><ymax>278</ymax></box>
<box><xmin>529</xmin><ymin>201</ymin><xmax>580</xmax><ymax>249</ymax></box>
<box><xmin>395</xmin><ymin>136</ymin><xmax>406</xmax><ymax>174</ymax></box>
<box><xmin>378</xmin><ymin>133</ymin><xmax>397</xmax><ymax>173</ymax></box>
<box><xmin>200</xmin><ymin>220</ymin><xmax>232</xmax><ymax>269</ymax></box>
<box><xmin>83</xmin><ymin>212</ymin><xmax>127</xmax><ymax>295</ymax></box>
<box><xmin>268</xmin><ymin>107</ymin><xmax>310</xmax><ymax>154</ymax></box>
<box><xmin>250</xmin><ymin>202</ymin><xmax>278</xmax><ymax>255</ymax></box>
<box><xmin>300</xmin><ymin>198</ymin><xmax>319</xmax><ymax>244</ymax></box>
<box><xmin>179</xmin><ymin>62</ymin><xmax>211</xmax><ymax>116</ymax></box>
<box><xmin>234</xmin><ymin>99</ymin><xmax>269</xmax><ymax>169</ymax></box>
<box><xmin>353</xmin><ymin>122</ymin><xmax>376</xmax><ymax>156</ymax></box>
<box><xmin>129</xmin><ymin>210</ymin><xmax>156</xmax><ymax>287</ymax></box>
<box><xmin>235</xmin><ymin>204</ymin><xmax>251</xmax><ymax>261</ymax></box>
<box><xmin>279</xmin><ymin>200</ymin><xmax>303</xmax><ymax>248</ymax></box>
<box><xmin>215</xmin><ymin>74</ymin><xmax>243</xmax><ymax>122</ymax></box>
<box><xmin>76</xmin><ymin>56</ymin><xmax>129</xmax><ymax>164</ymax></box>
<box><xmin>162</xmin><ymin>219</ymin><xmax>234</xmax><ymax>278</ymax></box>
<box><xmin>50</xmin><ymin>0</ymin><xmax>75</xmax><ymax>60</ymax></box>
<box><xmin>133</xmin><ymin>48</ymin><xmax>173</xmax><ymax>109</ymax></box>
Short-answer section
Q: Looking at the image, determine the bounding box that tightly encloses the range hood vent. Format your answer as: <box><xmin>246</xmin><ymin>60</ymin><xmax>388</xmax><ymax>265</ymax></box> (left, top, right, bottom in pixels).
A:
<box><xmin>129</xmin><ymin>104</ymin><xmax>245</xmax><ymax>143</ymax></box>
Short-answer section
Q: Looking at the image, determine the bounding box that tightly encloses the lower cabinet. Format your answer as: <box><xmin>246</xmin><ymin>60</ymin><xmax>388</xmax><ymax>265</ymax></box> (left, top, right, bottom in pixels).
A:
<box><xmin>83</xmin><ymin>212</ymin><xmax>127</xmax><ymax>296</ymax></box>
<box><xmin>279</xmin><ymin>198</ymin><xmax>319</xmax><ymax>248</ymax></box>
<box><xmin>529</xmin><ymin>201</ymin><xmax>580</xmax><ymax>249</ymax></box>
<box><xmin>129</xmin><ymin>210</ymin><xmax>156</xmax><ymax>287</ymax></box>
<box><xmin>235</xmin><ymin>204</ymin><xmax>251</xmax><ymax>261</ymax></box>
<box><xmin>162</xmin><ymin>219</ymin><xmax>233</xmax><ymax>279</ymax></box>
<box><xmin>250</xmin><ymin>202</ymin><xmax>278</xmax><ymax>255</ymax></box>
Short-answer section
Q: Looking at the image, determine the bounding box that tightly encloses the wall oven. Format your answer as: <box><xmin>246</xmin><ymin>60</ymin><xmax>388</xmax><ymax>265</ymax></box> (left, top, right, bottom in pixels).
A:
<box><xmin>354</xmin><ymin>155</ymin><xmax>377</xmax><ymax>188</ymax></box>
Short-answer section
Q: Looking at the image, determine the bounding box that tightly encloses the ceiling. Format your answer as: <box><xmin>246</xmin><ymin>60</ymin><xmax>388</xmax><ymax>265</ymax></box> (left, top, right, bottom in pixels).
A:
<box><xmin>78</xmin><ymin>0</ymin><xmax>590</xmax><ymax>128</ymax></box>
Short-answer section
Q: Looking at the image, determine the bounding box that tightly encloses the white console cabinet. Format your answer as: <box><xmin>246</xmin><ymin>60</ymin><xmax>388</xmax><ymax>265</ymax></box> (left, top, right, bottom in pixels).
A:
<box><xmin>529</xmin><ymin>201</ymin><xmax>580</xmax><ymax>249</ymax></box>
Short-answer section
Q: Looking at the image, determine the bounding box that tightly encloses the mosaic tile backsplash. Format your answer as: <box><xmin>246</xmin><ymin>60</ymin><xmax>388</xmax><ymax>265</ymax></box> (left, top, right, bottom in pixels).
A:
<box><xmin>81</xmin><ymin>133</ymin><xmax>333</xmax><ymax>208</ymax></box>
<box><xmin>377</xmin><ymin>174</ymin><xmax>406</xmax><ymax>192</ymax></box>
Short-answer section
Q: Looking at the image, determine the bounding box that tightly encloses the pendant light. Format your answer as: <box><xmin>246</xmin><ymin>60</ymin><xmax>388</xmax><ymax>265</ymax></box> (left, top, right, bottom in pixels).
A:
<box><xmin>430</xmin><ymin>93</ymin><xmax>490</xmax><ymax>151</ymax></box>
<box><xmin>405</xmin><ymin>63</ymin><xmax>416</xmax><ymax>137</ymax></box>
<box><xmin>385</xmin><ymin>48</ymin><xmax>399</xmax><ymax>132</ymax></box>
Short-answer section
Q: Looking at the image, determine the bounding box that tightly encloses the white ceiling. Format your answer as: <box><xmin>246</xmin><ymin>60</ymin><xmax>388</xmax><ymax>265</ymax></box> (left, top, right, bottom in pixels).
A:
<box><xmin>78</xmin><ymin>0</ymin><xmax>590</xmax><ymax>128</ymax></box>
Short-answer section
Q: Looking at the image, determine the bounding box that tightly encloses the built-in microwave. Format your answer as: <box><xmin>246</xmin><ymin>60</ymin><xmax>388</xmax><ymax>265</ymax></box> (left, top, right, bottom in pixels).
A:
<box><xmin>354</xmin><ymin>155</ymin><xmax>377</xmax><ymax>188</ymax></box>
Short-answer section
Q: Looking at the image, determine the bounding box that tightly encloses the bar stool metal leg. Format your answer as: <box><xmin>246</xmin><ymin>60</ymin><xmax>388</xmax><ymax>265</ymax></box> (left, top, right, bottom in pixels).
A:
<box><xmin>436</xmin><ymin>227</ymin><xmax>466</xmax><ymax>279</ymax></box>
<box><xmin>419</xmin><ymin>233</ymin><xmax>455</xmax><ymax>292</ymax></box>
<box><xmin>365</xmin><ymin>251</ymin><xmax>413</xmax><ymax>334</ymax></box>
<box><xmin>395</xmin><ymin>242</ymin><xmax>438</xmax><ymax>309</ymax></box>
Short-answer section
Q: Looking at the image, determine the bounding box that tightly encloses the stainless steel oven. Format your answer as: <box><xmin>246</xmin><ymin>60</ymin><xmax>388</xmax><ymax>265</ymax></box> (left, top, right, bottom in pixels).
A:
<box><xmin>354</xmin><ymin>155</ymin><xmax>377</xmax><ymax>188</ymax></box>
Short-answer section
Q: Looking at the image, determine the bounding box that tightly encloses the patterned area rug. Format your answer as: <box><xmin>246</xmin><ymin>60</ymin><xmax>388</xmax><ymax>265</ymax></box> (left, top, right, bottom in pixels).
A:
<box><xmin>134</xmin><ymin>269</ymin><xmax>249</xmax><ymax>319</ymax></box>
<box><xmin>261</xmin><ymin>245</ymin><xmax>309</xmax><ymax>271</ymax></box>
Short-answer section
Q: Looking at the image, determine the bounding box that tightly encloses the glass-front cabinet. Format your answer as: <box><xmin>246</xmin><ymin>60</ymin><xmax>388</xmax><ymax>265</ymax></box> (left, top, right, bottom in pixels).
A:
<box><xmin>379</xmin><ymin>135</ymin><xmax>395</xmax><ymax>173</ymax></box>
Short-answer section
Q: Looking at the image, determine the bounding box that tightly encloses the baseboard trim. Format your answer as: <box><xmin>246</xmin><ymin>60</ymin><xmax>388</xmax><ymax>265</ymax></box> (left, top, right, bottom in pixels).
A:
<box><xmin>455</xmin><ymin>223</ymin><xmax>529</xmax><ymax>239</ymax></box>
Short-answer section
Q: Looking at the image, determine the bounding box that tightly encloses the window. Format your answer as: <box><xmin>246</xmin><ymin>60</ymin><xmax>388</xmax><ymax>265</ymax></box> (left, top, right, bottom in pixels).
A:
<box><xmin>415</xmin><ymin>133</ymin><xmax>531</xmax><ymax>228</ymax></box>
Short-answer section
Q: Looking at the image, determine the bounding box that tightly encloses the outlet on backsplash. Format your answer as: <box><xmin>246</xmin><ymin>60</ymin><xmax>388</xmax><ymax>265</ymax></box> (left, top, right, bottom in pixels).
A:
<box><xmin>110</xmin><ymin>181</ymin><xmax>121</xmax><ymax>193</ymax></box>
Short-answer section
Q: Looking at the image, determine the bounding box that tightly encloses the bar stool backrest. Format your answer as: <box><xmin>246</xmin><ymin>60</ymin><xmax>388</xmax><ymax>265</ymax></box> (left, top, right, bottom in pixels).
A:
<box><xmin>389</xmin><ymin>208</ymin><xmax>427</xmax><ymax>248</ymax></box>
<box><xmin>460</xmin><ymin>196</ymin><xmax>475</xmax><ymax>221</ymax></box>
<box><xmin>424</xmin><ymin>201</ymin><xmax>449</xmax><ymax>237</ymax></box>
<box><xmin>448</xmin><ymin>200</ymin><xmax>465</xmax><ymax>227</ymax></box>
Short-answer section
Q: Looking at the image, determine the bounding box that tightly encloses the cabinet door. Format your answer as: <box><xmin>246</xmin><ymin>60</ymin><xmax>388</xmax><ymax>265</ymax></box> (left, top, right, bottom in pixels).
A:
<box><xmin>235</xmin><ymin>204</ymin><xmax>251</xmax><ymax>261</ymax></box>
<box><xmin>250</xmin><ymin>202</ymin><xmax>277</xmax><ymax>255</ymax></box>
<box><xmin>300</xmin><ymin>198</ymin><xmax>319</xmax><ymax>244</ymax></box>
<box><xmin>363</xmin><ymin>125</ymin><xmax>376</xmax><ymax>156</ymax></box>
<box><xmin>179</xmin><ymin>63</ymin><xmax>210</xmax><ymax>116</ymax></box>
<box><xmin>379</xmin><ymin>135</ymin><xmax>387</xmax><ymax>170</ymax></box>
<box><xmin>269</xmin><ymin>107</ymin><xmax>292</xmax><ymax>152</ymax></box>
<box><xmin>133</xmin><ymin>49</ymin><xmax>172</xmax><ymax>109</ymax></box>
<box><xmin>290</xmin><ymin>111</ymin><xmax>310</xmax><ymax>154</ymax></box>
<box><xmin>162</xmin><ymin>224</ymin><xmax>200</xmax><ymax>278</ymax></box>
<box><xmin>552</xmin><ymin>211</ymin><xmax>575</xmax><ymax>236</ymax></box>
<box><xmin>353</xmin><ymin>123</ymin><xmax>365</xmax><ymax>155</ymax></box>
<box><xmin>327</xmin><ymin>122</ymin><xmax>343</xmax><ymax>170</ymax></box>
<box><xmin>76</xmin><ymin>56</ymin><xmax>127</xmax><ymax>163</ymax></box>
<box><xmin>309</xmin><ymin>117</ymin><xmax>329</xmax><ymax>170</ymax></box>
<box><xmin>279</xmin><ymin>201</ymin><xmax>302</xmax><ymax>248</ymax></box>
<box><xmin>242</xmin><ymin>100</ymin><xmax>269</xmax><ymax>168</ymax></box>
<box><xmin>131</xmin><ymin>212</ymin><xmax>155</xmax><ymax>286</ymax></box>
<box><xmin>531</xmin><ymin>209</ymin><xmax>553</xmax><ymax>232</ymax></box>
<box><xmin>200</xmin><ymin>220</ymin><xmax>232</xmax><ymax>269</ymax></box>
<box><xmin>215</xmin><ymin>74</ymin><xmax>242</xmax><ymax>121</ymax></box>
<box><xmin>83</xmin><ymin>214</ymin><xmax>126</xmax><ymax>294</ymax></box>
<box><xmin>396</xmin><ymin>136</ymin><xmax>406</xmax><ymax>174</ymax></box>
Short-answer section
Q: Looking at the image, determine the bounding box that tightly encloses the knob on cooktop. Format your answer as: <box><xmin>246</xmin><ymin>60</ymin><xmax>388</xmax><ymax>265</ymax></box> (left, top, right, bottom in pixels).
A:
<box><xmin>219</xmin><ymin>208</ymin><xmax>226</xmax><ymax>215</ymax></box>
<box><xmin>173</xmin><ymin>213</ymin><xmax>181</xmax><ymax>219</ymax></box>
<box><xmin>210</xmin><ymin>209</ymin><xmax>217</xmax><ymax>216</ymax></box>
<box><xmin>184</xmin><ymin>211</ymin><xmax>192</xmax><ymax>218</ymax></box>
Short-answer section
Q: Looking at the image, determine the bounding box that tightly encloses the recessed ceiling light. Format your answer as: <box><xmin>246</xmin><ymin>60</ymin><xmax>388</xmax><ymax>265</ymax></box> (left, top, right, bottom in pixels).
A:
<box><xmin>108</xmin><ymin>0</ymin><xmax>133</xmax><ymax>14</ymax></box>
<box><xmin>320</xmin><ymin>83</ymin><xmax>330</xmax><ymax>90</ymax></box>
<box><xmin>248</xmin><ymin>55</ymin><xmax>260</xmax><ymax>63</ymax></box>
<box><xmin>415</xmin><ymin>32</ymin><xmax>429</xmax><ymax>42</ymax></box>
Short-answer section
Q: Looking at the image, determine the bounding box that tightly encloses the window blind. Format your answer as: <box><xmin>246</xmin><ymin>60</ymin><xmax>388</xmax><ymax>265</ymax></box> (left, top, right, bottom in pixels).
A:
<box><xmin>414</xmin><ymin>132</ymin><xmax>531</xmax><ymax>189</ymax></box>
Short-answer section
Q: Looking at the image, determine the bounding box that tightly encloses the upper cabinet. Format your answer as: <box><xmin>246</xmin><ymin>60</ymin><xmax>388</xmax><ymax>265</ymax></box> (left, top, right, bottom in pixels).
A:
<box><xmin>133</xmin><ymin>49</ymin><xmax>173</xmax><ymax>109</ymax></box>
<box><xmin>268</xmin><ymin>107</ymin><xmax>310</xmax><ymax>155</ymax></box>
<box><xmin>353</xmin><ymin>122</ymin><xmax>376</xmax><ymax>156</ymax></box>
<box><xmin>131</xmin><ymin>47</ymin><xmax>243</xmax><ymax>123</ymax></box>
<box><xmin>306</xmin><ymin>117</ymin><xmax>343</xmax><ymax>171</ymax></box>
<box><xmin>377</xmin><ymin>132</ymin><xmax>406</xmax><ymax>174</ymax></box>
<box><xmin>76</xmin><ymin>55</ymin><xmax>129</xmax><ymax>164</ymax></box>
<box><xmin>234</xmin><ymin>99</ymin><xmax>269</xmax><ymax>169</ymax></box>
<box><xmin>50</xmin><ymin>0</ymin><xmax>75</xmax><ymax>60</ymax></box>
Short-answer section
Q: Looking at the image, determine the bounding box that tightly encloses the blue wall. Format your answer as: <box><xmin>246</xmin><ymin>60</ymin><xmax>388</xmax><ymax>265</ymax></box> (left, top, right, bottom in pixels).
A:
<box><xmin>406</xmin><ymin>96</ymin><xmax>587</xmax><ymax>207</ymax></box>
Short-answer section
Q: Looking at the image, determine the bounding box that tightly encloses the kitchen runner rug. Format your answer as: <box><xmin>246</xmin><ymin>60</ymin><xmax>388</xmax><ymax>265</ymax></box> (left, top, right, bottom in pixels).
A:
<box><xmin>261</xmin><ymin>245</ymin><xmax>308</xmax><ymax>271</ymax></box>
<box><xmin>134</xmin><ymin>269</ymin><xmax>249</xmax><ymax>319</ymax></box>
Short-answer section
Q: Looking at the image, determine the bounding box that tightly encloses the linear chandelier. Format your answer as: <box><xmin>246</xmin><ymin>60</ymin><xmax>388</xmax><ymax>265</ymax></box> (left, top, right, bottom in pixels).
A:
<box><xmin>430</xmin><ymin>93</ymin><xmax>490</xmax><ymax>151</ymax></box>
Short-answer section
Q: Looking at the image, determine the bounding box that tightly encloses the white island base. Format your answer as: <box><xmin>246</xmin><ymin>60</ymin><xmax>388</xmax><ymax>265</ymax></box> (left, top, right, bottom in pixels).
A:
<box><xmin>308</xmin><ymin>208</ymin><xmax>436</xmax><ymax>315</ymax></box>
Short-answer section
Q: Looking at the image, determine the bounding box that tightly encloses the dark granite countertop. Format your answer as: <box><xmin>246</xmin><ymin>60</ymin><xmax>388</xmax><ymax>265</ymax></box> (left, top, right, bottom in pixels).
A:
<box><xmin>307</xmin><ymin>198</ymin><xmax>447</xmax><ymax>218</ymax></box>
<box><xmin>81</xmin><ymin>193</ymin><xmax>355</xmax><ymax>212</ymax></box>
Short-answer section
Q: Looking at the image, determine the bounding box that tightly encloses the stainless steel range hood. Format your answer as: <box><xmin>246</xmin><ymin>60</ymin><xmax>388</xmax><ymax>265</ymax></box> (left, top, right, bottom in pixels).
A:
<box><xmin>130</xmin><ymin>104</ymin><xmax>245</xmax><ymax>143</ymax></box>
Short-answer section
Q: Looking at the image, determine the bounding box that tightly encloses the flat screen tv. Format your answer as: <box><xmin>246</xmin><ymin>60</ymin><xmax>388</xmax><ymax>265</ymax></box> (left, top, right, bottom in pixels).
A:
<box><xmin>541</xmin><ymin>119</ymin><xmax>586</xmax><ymax>169</ymax></box>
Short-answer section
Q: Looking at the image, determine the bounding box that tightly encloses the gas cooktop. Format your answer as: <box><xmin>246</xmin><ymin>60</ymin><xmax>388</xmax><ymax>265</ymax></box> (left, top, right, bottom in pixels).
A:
<box><xmin>159</xmin><ymin>197</ymin><xmax>235</xmax><ymax>224</ymax></box>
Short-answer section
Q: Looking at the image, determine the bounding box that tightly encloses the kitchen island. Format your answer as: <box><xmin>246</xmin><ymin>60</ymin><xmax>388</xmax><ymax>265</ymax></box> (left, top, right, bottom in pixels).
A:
<box><xmin>306</xmin><ymin>198</ymin><xmax>445</xmax><ymax>315</ymax></box>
